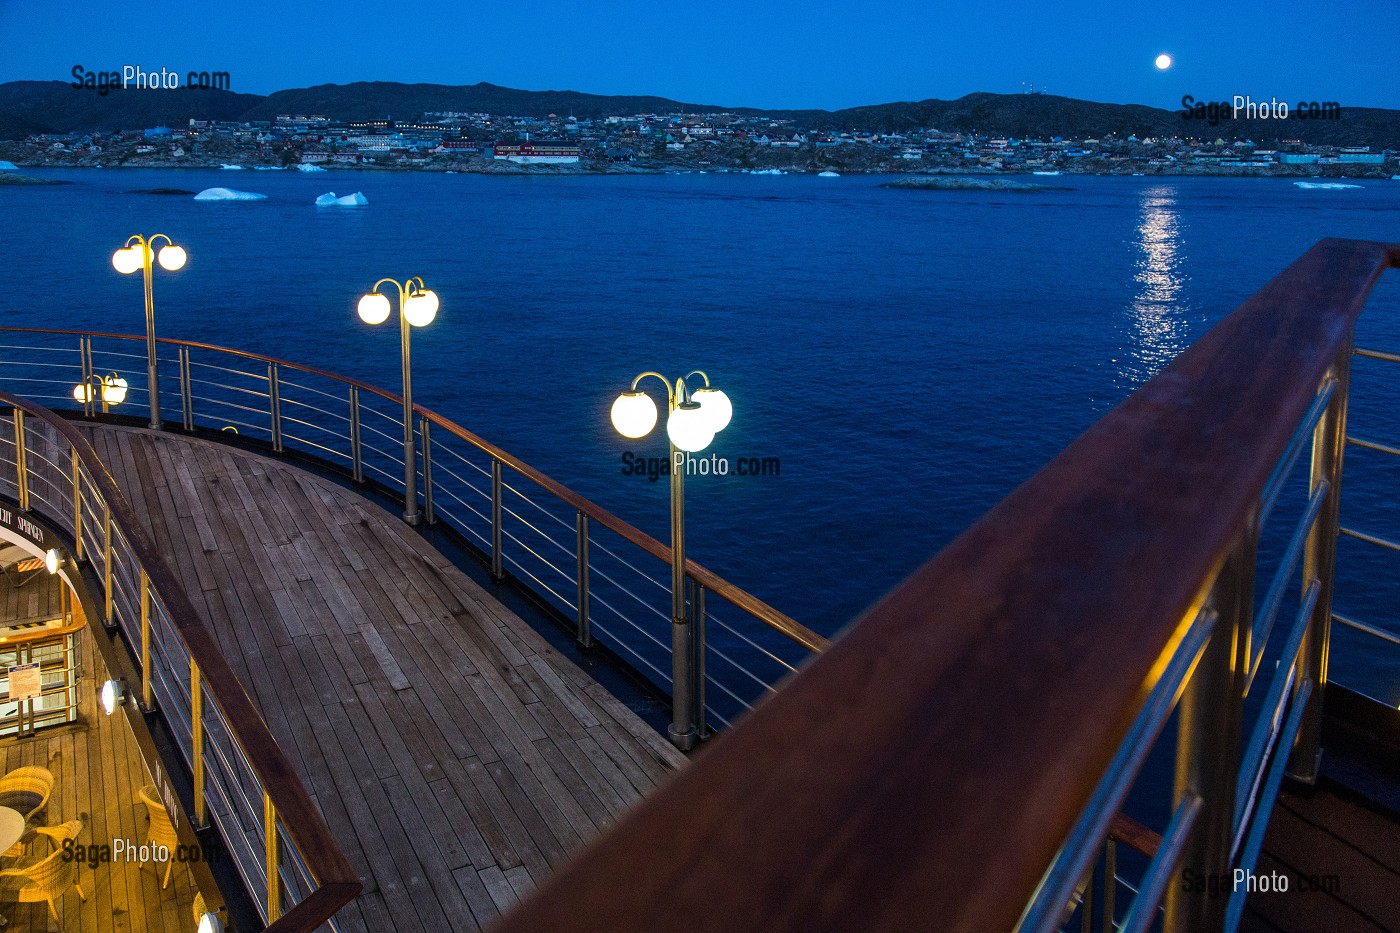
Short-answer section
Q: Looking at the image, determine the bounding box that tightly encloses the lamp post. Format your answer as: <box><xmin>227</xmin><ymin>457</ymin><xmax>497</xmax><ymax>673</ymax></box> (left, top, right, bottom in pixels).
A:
<box><xmin>73</xmin><ymin>372</ymin><xmax>129</xmax><ymax>415</ymax></box>
<box><xmin>112</xmin><ymin>234</ymin><xmax>187</xmax><ymax>429</ymax></box>
<box><xmin>357</xmin><ymin>277</ymin><xmax>440</xmax><ymax>525</ymax></box>
<box><xmin>610</xmin><ymin>370</ymin><xmax>732</xmax><ymax>750</ymax></box>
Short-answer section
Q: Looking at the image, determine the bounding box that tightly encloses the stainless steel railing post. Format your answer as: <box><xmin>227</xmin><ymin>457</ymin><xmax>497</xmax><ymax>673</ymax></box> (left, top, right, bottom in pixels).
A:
<box><xmin>349</xmin><ymin>386</ymin><xmax>364</xmax><ymax>483</ymax></box>
<box><xmin>1101</xmin><ymin>839</ymin><xmax>1117</xmax><ymax>933</ymax></box>
<box><xmin>420</xmin><ymin>417</ymin><xmax>435</xmax><ymax>525</ymax></box>
<box><xmin>1288</xmin><ymin>354</ymin><xmax>1350</xmax><ymax>783</ymax></box>
<box><xmin>13</xmin><ymin>410</ymin><xmax>29</xmax><ymax>511</ymax></box>
<box><xmin>1163</xmin><ymin>519</ymin><xmax>1256</xmax><ymax>933</ymax></box>
<box><xmin>268</xmin><ymin>362</ymin><xmax>284</xmax><ymax>453</ymax></box>
<box><xmin>694</xmin><ymin>581</ymin><xmax>708</xmax><ymax>740</ymax></box>
<box><xmin>491</xmin><ymin>458</ymin><xmax>504</xmax><ymax>580</ymax></box>
<box><xmin>71</xmin><ymin>448</ymin><xmax>83</xmax><ymax>561</ymax></box>
<box><xmin>79</xmin><ymin>336</ymin><xmax>95</xmax><ymax>418</ymax></box>
<box><xmin>103</xmin><ymin>506</ymin><xmax>113</xmax><ymax>626</ymax></box>
<box><xmin>575</xmin><ymin>512</ymin><xmax>592</xmax><ymax>648</ymax></box>
<box><xmin>179</xmin><ymin>346</ymin><xmax>194</xmax><ymax>431</ymax></box>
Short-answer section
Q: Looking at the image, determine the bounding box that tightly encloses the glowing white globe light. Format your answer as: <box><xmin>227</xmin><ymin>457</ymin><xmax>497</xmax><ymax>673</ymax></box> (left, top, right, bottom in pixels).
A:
<box><xmin>157</xmin><ymin>244</ymin><xmax>187</xmax><ymax>271</ymax></box>
<box><xmin>104</xmin><ymin>375</ymin><xmax>129</xmax><ymax>405</ymax></box>
<box><xmin>357</xmin><ymin>293</ymin><xmax>391</xmax><ymax>325</ymax></box>
<box><xmin>404</xmin><ymin>289</ymin><xmax>439</xmax><ymax>327</ymax></box>
<box><xmin>44</xmin><ymin>548</ymin><xmax>60</xmax><ymax>575</ymax></box>
<box><xmin>112</xmin><ymin>246</ymin><xmax>142</xmax><ymax>274</ymax></box>
<box><xmin>666</xmin><ymin>404</ymin><xmax>716</xmax><ymax>453</ymax></box>
<box><xmin>691</xmin><ymin>387</ymin><xmax>733</xmax><ymax>433</ymax></box>
<box><xmin>100</xmin><ymin>679</ymin><xmax>124</xmax><ymax>716</ymax></box>
<box><xmin>610</xmin><ymin>391</ymin><xmax>658</xmax><ymax>439</ymax></box>
<box><xmin>73</xmin><ymin>383</ymin><xmax>92</xmax><ymax>404</ymax></box>
<box><xmin>1155</xmin><ymin>53</ymin><xmax>1172</xmax><ymax>70</ymax></box>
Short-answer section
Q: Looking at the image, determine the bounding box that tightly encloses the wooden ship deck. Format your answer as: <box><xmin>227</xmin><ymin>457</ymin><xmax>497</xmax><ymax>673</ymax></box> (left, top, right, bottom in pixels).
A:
<box><xmin>76</xmin><ymin>423</ymin><xmax>686</xmax><ymax>931</ymax></box>
<box><xmin>1</xmin><ymin>237</ymin><xmax>1399</xmax><ymax>932</ymax></box>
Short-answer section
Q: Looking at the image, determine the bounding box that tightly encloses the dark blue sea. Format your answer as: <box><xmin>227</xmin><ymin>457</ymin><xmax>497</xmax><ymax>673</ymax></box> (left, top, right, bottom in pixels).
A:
<box><xmin>3</xmin><ymin>167</ymin><xmax>1399</xmax><ymax>706</ymax></box>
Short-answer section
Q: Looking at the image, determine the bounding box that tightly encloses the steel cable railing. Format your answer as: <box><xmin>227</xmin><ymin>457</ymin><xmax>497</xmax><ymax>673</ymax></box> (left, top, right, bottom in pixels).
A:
<box><xmin>476</xmin><ymin>238</ymin><xmax>1400</xmax><ymax>933</ymax></box>
<box><xmin>0</xmin><ymin>326</ymin><xmax>829</xmax><ymax>739</ymax></box>
<box><xmin>0</xmin><ymin>393</ymin><xmax>361</xmax><ymax>933</ymax></box>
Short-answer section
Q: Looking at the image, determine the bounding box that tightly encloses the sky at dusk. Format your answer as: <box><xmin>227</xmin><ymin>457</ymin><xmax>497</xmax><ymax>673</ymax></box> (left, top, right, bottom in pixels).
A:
<box><xmin>1</xmin><ymin>0</ymin><xmax>1395</xmax><ymax>110</ymax></box>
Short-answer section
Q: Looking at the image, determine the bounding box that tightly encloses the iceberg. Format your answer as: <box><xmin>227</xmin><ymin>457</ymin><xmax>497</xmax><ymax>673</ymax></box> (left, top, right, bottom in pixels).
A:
<box><xmin>0</xmin><ymin>161</ymin><xmax>17</xmax><ymax>171</ymax></box>
<box><xmin>193</xmin><ymin>187</ymin><xmax>267</xmax><ymax>201</ymax></box>
<box><xmin>314</xmin><ymin>191</ymin><xmax>368</xmax><ymax>207</ymax></box>
<box><xmin>220</xmin><ymin>164</ymin><xmax>244</xmax><ymax>170</ymax></box>
<box><xmin>750</xmin><ymin>168</ymin><xmax>786</xmax><ymax>175</ymax></box>
<box><xmin>817</xmin><ymin>171</ymin><xmax>840</xmax><ymax>177</ymax></box>
<box><xmin>1294</xmin><ymin>181</ymin><xmax>1362</xmax><ymax>190</ymax></box>
<box><xmin>297</xmin><ymin>163</ymin><xmax>328</xmax><ymax>172</ymax></box>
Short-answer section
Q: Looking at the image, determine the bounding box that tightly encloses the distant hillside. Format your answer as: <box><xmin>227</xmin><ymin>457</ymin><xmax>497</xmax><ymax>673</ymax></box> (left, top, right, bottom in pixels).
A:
<box><xmin>2</xmin><ymin>79</ymin><xmax>1398</xmax><ymax>147</ymax></box>
<box><xmin>801</xmin><ymin>92</ymin><xmax>1400</xmax><ymax>147</ymax></box>
<box><xmin>241</xmin><ymin>81</ymin><xmax>734</xmax><ymax>123</ymax></box>
<box><xmin>0</xmin><ymin>81</ymin><xmax>260</xmax><ymax>137</ymax></box>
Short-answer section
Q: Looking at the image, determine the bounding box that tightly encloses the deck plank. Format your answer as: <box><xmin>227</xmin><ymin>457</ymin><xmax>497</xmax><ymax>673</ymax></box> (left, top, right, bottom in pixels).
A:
<box><xmin>0</xmin><ymin>624</ymin><xmax>196</xmax><ymax>932</ymax></box>
<box><xmin>76</xmin><ymin>425</ymin><xmax>684</xmax><ymax>932</ymax></box>
<box><xmin>1246</xmin><ymin>781</ymin><xmax>1400</xmax><ymax>933</ymax></box>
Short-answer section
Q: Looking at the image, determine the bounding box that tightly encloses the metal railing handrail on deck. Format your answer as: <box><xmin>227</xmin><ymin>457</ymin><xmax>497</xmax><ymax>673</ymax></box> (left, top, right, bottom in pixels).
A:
<box><xmin>0</xmin><ymin>389</ymin><xmax>361</xmax><ymax>932</ymax></box>
<box><xmin>0</xmin><ymin>325</ymin><xmax>828</xmax><ymax>737</ymax></box>
<box><xmin>0</xmin><ymin>325</ymin><xmax>821</xmax><ymax>647</ymax></box>
<box><xmin>483</xmin><ymin>238</ymin><xmax>1400</xmax><ymax>933</ymax></box>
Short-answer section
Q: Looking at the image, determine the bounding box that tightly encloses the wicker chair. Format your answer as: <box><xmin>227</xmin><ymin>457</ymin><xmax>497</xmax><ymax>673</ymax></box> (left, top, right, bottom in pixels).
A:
<box><xmin>0</xmin><ymin>766</ymin><xmax>53</xmax><ymax>858</ymax></box>
<box><xmin>139</xmin><ymin>784</ymin><xmax>181</xmax><ymax>889</ymax></box>
<box><xmin>0</xmin><ymin>817</ymin><xmax>85</xmax><ymax>922</ymax></box>
<box><xmin>0</xmin><ymin>766</ymin><xmax>53</xmax><ymax>821</ymax></box>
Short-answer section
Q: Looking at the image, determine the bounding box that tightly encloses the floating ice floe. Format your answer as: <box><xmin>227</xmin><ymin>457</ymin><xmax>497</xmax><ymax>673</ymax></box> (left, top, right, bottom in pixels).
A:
<box><xmin>750</xmin><ymin>168</ymin><xmax>786</xmax><ymax>175</ymax></box>
<box><xmin>254</xmin><ymin>165</ymin><xmax>285</xmax><ymax>171</ymax></box>
<box><xmin>817</xmin><ymin>171</ymin><xmax>840</xmax><ymax>177</ymax></box>
<box><xmin>1294</xmin><ymin>181</ymin><xmax>1362</xmax><ymax>190</ymax></box>
<box><xmin>314</xmin><ymin>191</ymin><xmax>368</xmax><ymax>207</ymax></box>
<box><xmin>193</xmin><ymin>187</ymin><xmax>267</xmax><ymax>201</ymax></box>
<box><xmin>0</xmin><ymin>161</ymin><xmax>17</xmax><ymax>172</ymax></box>
<box><xmin>297</xmin><ymin>164</ymin><xmax>328</xmax><ymax>172</ymax></box>
<box><xmin>220</xmin><ymin>164</ymin><xmax>244</xmax><ymax>170</ymax></box>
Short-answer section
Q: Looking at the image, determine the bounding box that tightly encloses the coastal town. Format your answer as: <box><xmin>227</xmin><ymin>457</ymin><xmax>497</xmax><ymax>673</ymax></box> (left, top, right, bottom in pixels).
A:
<box><xmin>2</xmin><ymin>107</ymin><xmax>1397</xmax><ymax>177</ymax></box>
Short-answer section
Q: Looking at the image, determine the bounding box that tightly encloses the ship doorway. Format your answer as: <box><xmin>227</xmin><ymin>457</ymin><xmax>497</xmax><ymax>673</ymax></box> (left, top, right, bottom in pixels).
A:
<box><xmin>0</xmin><ymin>540</ymin><xmax>83</xmax><ymax>738</ymax></box>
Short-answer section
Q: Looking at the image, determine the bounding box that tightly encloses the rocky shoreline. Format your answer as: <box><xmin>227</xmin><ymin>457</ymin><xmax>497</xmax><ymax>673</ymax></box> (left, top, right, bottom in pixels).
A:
<box><xmin>3</xmin><ymin>155</ymin><xmax>1396</xmax><ymax>181</ymax></box>
<box><xmin>0</xmin><ymin>170</ymin><xmax>71</xmax><ymax>185</ymax></box>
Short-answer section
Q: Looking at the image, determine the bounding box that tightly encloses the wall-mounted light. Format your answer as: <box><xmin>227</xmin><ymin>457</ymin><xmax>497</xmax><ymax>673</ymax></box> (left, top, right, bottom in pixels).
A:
<box><xmin>44</xmin><ymin>548</ymin><xmax>63</xmax><ymax>575</ymax></box>
<box><xmin>100</xmin><ymin>678</ymin><xmax>126</xmax><ymax>716</ymax></box>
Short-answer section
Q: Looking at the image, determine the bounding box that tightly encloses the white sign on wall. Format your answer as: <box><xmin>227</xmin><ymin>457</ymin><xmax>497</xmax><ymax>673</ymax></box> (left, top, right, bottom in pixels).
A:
<box><xmin>7</xmin><ymin>663</ymin><xmax>41</xmax><ymax>702</ymax></box>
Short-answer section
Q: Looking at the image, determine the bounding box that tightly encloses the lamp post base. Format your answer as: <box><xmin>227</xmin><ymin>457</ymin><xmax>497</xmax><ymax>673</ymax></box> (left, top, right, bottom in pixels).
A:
<box><xmin>667</xmin><ymin>723</ymin><xmax>698</xmax><ymax>752</ymax></box>
<box><xmin>403</xmin><ymin>510</ymin><xmax>422</xmax><ymax>527</ymax></box>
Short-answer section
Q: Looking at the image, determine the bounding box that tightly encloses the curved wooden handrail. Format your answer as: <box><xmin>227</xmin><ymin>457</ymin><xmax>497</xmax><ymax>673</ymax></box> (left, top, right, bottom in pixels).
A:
<box><xmin>483</xmin><ymin>238</ymin><xmax>1400</xmax><ymax>932</ymax></box>
<box><xmin>0</xmin><ymin>326</ymin><xmax>828</xmax><ymax>653</ymax></box>
<box><xmin>0</xmin><ymin>390</ymin><xmax>361</xmax><ymax>932</ymax></box>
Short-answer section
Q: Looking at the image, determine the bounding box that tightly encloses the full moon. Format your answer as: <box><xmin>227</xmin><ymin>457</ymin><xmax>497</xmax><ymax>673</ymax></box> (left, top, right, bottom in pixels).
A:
<box><xmin>1155</xmin><ymin>53</ymin><xmax>1173</xmax><ymax>70</ymax></box>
